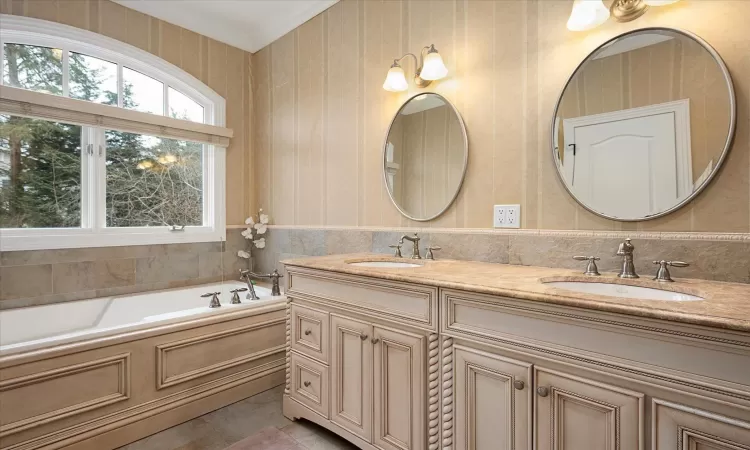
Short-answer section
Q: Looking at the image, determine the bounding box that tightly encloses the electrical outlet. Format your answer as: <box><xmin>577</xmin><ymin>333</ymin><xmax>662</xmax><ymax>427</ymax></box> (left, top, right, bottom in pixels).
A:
<box><xmin>494</xmin><ymin>205</ymin><xmax>521</xmax><ymax>228</ymax></box>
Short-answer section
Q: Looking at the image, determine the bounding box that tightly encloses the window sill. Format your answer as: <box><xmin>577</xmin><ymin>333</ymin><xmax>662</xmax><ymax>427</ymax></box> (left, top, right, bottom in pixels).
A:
<box><xmin>0</xmin><ymin>228</ymin><xmax>227</xmax><ymax>252</ymax></box>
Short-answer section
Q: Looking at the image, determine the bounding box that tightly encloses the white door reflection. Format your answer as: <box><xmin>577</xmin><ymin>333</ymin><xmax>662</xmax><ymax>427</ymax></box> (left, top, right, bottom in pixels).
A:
<box><xmin>561</xmin><ymin>100</ymin><xmax>691</xmax><ymax>218</ymax></box>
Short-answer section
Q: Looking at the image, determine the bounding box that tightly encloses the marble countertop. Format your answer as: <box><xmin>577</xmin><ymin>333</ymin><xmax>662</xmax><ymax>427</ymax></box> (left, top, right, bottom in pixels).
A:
<box><xmin>281</xmin><ymin>253</ymin><xmax>750</xmax><ymax>333</ymax></box>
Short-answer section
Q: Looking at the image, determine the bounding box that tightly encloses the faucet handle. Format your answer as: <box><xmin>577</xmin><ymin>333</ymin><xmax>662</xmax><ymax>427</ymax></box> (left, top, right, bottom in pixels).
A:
<box><xmin>229</xmin><ymin>288</ymin><xmax>247</xmax><ymax>304</ymax></box>
<box><xmin>201</xmin><ymin>292</ymin><xmax>222</xmax><ymax>308</ymax></box>
<box><xmin>652</xmin><ymin>260</ymin><xmax>689</xmax><ymax>282</ymax></box>
<box><xmin>389</xmin><ymin>244</ymin><xmax>403</xmax><ymax>258</ymax></box>
<box><xmin>573</xmin><ymin>256</ymin><xmax>601</xmax><ymax>276</ymax></box>
<box><xmin>425</xmin><ymin>246</ymin><xmax>442</xmax><ymax>260</ymax></box>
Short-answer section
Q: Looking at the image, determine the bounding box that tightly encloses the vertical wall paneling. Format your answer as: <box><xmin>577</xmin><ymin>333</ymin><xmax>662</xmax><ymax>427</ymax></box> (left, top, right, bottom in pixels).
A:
<box><xmin>268</xmin><ymin>0</ymin><xmax>750</xmax><ymax>233</ymax></box>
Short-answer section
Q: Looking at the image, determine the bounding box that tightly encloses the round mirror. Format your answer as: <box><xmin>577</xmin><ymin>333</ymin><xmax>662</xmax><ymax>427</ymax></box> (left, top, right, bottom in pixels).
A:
<box><xmin>552</xmin><ymin>28</ymin><xmax>735</xmax><ymax>221</ymax></box>
<box><xmin>384</xmin><ymin>93</ymin><xmax>467</xmax><ymax>221</ymax></box>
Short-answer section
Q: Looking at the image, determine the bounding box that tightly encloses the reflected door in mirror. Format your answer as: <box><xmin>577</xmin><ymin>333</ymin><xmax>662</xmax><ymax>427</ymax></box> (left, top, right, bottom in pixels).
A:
<box><xmin>553</xmin><ymin>29</ymin><xmax>735</xmax><ymax>221</ymax></box>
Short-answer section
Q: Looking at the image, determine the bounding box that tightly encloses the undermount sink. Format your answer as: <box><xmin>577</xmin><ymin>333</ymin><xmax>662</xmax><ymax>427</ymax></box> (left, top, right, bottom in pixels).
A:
<box><xmin>347</xmin><ymin>260</ymin><xmax>422</xmax><ymax>268</ymax></box>
<box><xmin>544</xmin><ymin>281</ymin><xmax>704</xmax><ymax>302</ymax></box>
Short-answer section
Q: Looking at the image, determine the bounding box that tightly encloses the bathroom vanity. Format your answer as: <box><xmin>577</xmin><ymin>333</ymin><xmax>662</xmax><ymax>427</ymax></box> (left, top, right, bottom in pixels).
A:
<box><xmin>281</xmin><ymin>254</ymin><xmax>750</xmax><ymax>450</ymax></box>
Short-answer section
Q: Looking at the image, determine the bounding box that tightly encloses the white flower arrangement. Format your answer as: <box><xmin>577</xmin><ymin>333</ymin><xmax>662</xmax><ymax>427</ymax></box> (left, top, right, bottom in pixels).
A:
<box><xmin>237</xmin><ymin>208</ymin><xmax>270</xmax><ymax>260</ymax></box>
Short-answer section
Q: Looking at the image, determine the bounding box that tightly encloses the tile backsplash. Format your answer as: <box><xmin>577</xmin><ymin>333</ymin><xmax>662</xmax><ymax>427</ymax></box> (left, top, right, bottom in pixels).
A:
<box><xmin>255</xmin><ymin>227</ymin><xmax>750</xmax><ymax>285</ymax></box>
<box><xmin>0</xmin><ymin>229</ymin><xmax>249</xmax><ymax>310</ymax></box>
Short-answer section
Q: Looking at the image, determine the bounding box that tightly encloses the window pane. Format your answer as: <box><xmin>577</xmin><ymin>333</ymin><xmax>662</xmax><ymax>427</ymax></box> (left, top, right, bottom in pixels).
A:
<box><xmin>0</xmin><ymin>115</ymin><xmax>82</xmax><ymax>228</ymax></box>
<box><xmin>122</xmin><ymin>67</ymin><xmax>164</xmax><ymax>115</ymax></box>
<box><xmin>105</xmin><ymin>130</ymin><xmax>203</xmax><ymax>227</ymax></box>
<box><xmin>69</xmin><ymin>52</ymin><xmax>117</xmax><ymax>105</ymax></box>
<box><xmin>3</xmin><ymin>43</ymin><xmax>63</xmax><ymax>95</ymax></box>
<box><xmin>168</xmin><ymin>87</ymin><xmax>204</xmax><ymax>123</ymax></box>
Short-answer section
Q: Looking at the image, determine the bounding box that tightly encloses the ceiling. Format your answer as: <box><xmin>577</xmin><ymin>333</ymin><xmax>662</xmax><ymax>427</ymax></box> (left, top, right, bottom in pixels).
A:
<box><xmin>114</xmin><ymin>0</ymin><xmax>338</xmax><ymax>53</ymax></box>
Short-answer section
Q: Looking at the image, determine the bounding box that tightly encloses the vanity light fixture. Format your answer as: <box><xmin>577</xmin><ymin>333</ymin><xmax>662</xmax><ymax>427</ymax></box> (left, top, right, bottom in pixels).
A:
<box><xmin>382</xmin><ymin>44</ymin><xmax>448</xmax><ymax>92</ymax></box>
<box><xmin>566</xmin><ymin>0</ymin><xmax>610</xmax><ymax>32</ymax></box>
<box><xmin>567</xmin><ymin>0</ymin><xmax>681</xmax><ymax>31</ymax></box>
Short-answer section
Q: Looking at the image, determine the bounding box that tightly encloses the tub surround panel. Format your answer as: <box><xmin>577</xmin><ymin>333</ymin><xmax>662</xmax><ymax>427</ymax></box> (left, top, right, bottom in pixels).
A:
<box><xmin>254</xmin><ymin>227</ymin><xmax>750</xmax><ymax>284</ymax></box>
<box><xmin>0</xmin><ymin>301</ymin><xmax>285</xmax><ymax>450</ymax></box>
<box><xmin>0</xmin><ymin>229</ymin><xmax>249</xmax><ymax>310</ymax></box>
<box><xmin>282</xmin><ymin>253</ymin><xmax>750</xmax><ymax>333</ymax></box>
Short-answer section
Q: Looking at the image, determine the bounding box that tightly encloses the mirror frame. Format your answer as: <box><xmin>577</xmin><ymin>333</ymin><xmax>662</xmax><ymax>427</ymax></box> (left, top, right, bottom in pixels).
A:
<box><xmin>383</xmin><ymin>92</ymin><xmax>468</xmax><ymax>222</ymax></box>
<box><xmin>551</xmin><ymin>27</ymin><xmax>737</xmax><ymax>222</ymax></box>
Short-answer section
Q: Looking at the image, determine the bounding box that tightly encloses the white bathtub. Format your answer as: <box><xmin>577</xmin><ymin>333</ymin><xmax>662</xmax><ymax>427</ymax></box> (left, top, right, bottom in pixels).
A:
<box><xmin>0</xmin><ymin>280</ymin><xmax>285</xmax><ymax>354</ymax></box>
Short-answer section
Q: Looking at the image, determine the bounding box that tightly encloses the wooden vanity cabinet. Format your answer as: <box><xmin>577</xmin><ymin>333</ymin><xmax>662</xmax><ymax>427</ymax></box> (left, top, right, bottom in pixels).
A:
<box><xmin>284</xmin><ymin>267</ymin><xmax>436</xmax><ymax>450</ymax></box>
<box><xmin>284</xmin><ymin>265</ymin><xmax>750</xmax><ymax>450</ymax></box>
<box><xmin>443</xmin><ymin>288</ymin><xmax>750</xmax><ymax>450</ymax></box>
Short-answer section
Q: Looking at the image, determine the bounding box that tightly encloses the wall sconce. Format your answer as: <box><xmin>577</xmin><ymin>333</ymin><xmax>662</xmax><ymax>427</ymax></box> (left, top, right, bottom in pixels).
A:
<box><xmin>382</xmin><ymin>44</ymin><xmax>448</xmax><ymax>92</ymax></box>
<box><xmin>567</xmin><ymin>0</ymin><xmax>681</xmax><ymax>31</ymax></box>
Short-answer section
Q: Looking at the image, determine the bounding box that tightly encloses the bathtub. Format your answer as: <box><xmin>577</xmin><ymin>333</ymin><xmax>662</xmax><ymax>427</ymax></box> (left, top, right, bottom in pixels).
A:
<box><xmin>0</xmin><ymin>280</ymin><xmax>283</xmax><ymax>355</ymax></box>
<box><xmin>0</xmin><ymin>280</ymin><xmax>287</xmax><ymax>450</ymax></box>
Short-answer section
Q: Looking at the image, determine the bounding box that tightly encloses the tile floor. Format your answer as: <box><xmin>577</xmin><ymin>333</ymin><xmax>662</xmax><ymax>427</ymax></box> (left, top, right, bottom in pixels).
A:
<box><xmin>117</xmin><ymin>386</ymin><xmax>358</xmax><ymax>450</ymax></box>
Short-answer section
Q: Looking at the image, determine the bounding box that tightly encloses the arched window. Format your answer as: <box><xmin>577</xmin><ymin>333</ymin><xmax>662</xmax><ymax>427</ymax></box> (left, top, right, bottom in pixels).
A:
<box><xmin>0</xmin><ymin>16</ymin><xmax>229</xmax><ymax>251</ymax></box>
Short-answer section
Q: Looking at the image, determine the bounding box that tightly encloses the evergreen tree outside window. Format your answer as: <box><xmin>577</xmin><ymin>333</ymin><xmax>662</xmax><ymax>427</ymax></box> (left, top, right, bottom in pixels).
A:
<box><xmin>0</xmin><ymin>16</ymin><xmax>226</xmax><ymax>251</ymax></box>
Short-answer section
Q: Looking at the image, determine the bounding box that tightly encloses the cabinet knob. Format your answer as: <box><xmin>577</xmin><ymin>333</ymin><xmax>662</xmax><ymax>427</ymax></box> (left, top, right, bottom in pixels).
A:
<box><xmin>371</xmin><ymin>338</ymin><xmax>380</xmax><ymax>344</ymax></box>
<box><xmin>514</xmin><ymin>380</ymin><xmax>525</xmax><ymax>390</ymax></box>
<box><xmin>360</xmin><ymin>334</ymin><xmax>368</xmax><ymax>341</ymax></box>
<box><xmin>303</xmin><ymin>381</ymin><xmax>311</xmax><ymax>387</ymax></box>
<box><xmin>304</xmin><ymin>329</ymin><xmax>312</xmax><ymax>336</ymax></box>
<box><xmin>537</xmin><ymin>386</ymin><xmax>549</xmax><ymax>397</ymax></box>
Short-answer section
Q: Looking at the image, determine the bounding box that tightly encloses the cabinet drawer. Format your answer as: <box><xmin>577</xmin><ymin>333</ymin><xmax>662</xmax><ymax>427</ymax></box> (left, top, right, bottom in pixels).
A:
<box><xmin>291</xmin><ymin>304</ymin><xmax>329</xmax><ymax>363</ymax></box>
<box><xmin>290</xmin><ymin>352</ymin><xmax>329</xmax><ymax>419</ymax></box>
<box><xmin>287</xmin><ymin>268</ymin><xmax>438</xmax><ymax>331</ymax></box>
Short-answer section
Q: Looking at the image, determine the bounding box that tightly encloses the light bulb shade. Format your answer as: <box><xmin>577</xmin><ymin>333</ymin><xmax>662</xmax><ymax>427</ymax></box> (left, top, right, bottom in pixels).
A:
<box><xmin>567</xmin><ymin>0</ymin><xmax>610</xmax><ymax>31</ymax></box>
<box><xmin>420</xmin><ymin>51</ymin><xmax>448</xmax><ymax>81</ymax></box>
<box><xmin>643</xmin><ymin>0</ymin><xmax>679</xmax><ymax>5</ymax></box>
<box><xmin>383</xmin><ymin>65</ymin><xmax>408</xmax><ymax>92</ymax></box>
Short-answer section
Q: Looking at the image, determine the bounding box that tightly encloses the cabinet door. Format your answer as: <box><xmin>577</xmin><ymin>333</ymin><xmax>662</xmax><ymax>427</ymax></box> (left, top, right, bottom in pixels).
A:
<box><xmin>535</xmin><ymin>367</ymin><xmax>644</xmax><ymax>450</ymax></box>
<box><xmin>330</xmin><ymin>314</ymin><xmax>372</xmax><ymax>442</ymax></box>
<box><xmin>454</xmin><ymin>345</ymin><xmax>532</xmax><ymax>450</ymax></box>
<box><xmin>372</xmin><ymin>325</ymin><xmax>425</xmax><ymax>450</ymax></box>
<box><xmin>653</xmin><ymin>398</ymin><xmax>750</xmax><ymax>449</ymax></box>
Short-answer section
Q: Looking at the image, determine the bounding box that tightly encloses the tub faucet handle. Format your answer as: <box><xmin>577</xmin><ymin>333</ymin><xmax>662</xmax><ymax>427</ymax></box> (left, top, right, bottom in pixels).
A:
<box><xmin>201</xmin><ymin>292</ymin><xmax>222</xmax><ymax>308</ymax></box>
<box><xmin>229</xmin><ymin>288</ymin><xmax>248</xmax><ymax>304</ymax></box>
<box><xmin>254</xmin><ymin>269</ymin><xmax>284</xmax><ymax>296</ymax></box>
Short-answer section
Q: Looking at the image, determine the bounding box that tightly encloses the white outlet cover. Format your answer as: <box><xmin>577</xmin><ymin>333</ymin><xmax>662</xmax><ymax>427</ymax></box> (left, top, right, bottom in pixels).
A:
<box><xmin>494</xmin><ymin>204</ymin><xmax>521</xmax><ymax>228</ymax></box>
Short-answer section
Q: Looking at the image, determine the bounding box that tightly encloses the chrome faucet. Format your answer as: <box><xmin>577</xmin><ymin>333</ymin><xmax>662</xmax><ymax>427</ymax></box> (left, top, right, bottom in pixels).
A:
<box><xmin>399</xmin><ymin>233</ymin><xmax>422</xmax><ymax>259</ymax></box>
<box><xmin>239</xmin><ymin>269</ymin><xmax>260</xmax><ymax>300</ymax></box>
<box><xmin>252</xmin><ymin>269</ymin><xmax>284</xmax><ymax>296</ymax></box>
<box><xmin>616</xmin><ymin>238</ymin><xmax>639</xmax><ymax>279</ymax></box>
<box><xmin>229</xmin><ymin>287</ymin><xmax>247</xmax><ymax>304</ymax></box>
<box><xmin>652</xmin><ymin>260</ymin><xmax>690</xmax><ymax>282</ymax></box>
<box><xmin>201</xmin><ymin>292</ymin><xmax>222</xmax><ymax>308</ymax></box>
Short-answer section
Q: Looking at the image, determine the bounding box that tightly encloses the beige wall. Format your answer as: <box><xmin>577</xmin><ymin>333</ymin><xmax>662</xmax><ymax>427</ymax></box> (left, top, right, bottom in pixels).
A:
<box><xmin>252</xmin><ymin>0</ymin><xmax>750</xmax><ymax>233</ymax></box>
<box><xmin>0</xmin><ymin>0</ymin><xmax>254</xmax><ymax>225</ymax></box>
<box><xmin>557</xmin><ymin>37</ymin><xmax>731</xmax><ymax>183</ymax></box>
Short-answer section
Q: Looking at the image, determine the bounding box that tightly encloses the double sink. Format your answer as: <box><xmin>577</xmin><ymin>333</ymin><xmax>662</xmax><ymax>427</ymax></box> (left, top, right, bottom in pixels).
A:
<box><xmin>345</xmin><ymin>259</ymin><xmax>704</xmax><ymax>302</ymax></box>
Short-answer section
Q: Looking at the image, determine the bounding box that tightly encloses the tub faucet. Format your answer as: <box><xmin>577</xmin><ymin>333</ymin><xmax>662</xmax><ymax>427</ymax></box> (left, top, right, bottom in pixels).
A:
<box><xmin>399</xmin><ymin>233</ymin><xmax>422</xmax><ymax>259</ymax></box>
<box><xmin>201</xmin><ymin>292</ymin><xmax>222</xmax><ymax>308</ymax></box>
<box><xmin>616</xmin><ymin>238</ymin><xmax>639</xmax><ymax>279</ymax></box>
<box><xmin>229</xmin><ymin>288</ymin><xmax>247</xmax><ymax>304</ymax></box>
<box><xmin>253</xmin><ymin>269</ymin><xmax>284</xmax><ymax>296</ymax></box>
<box><xmin>239</xmin><ymin>269</ymin><xmax>260</xmax><ymax>300</ymax></box>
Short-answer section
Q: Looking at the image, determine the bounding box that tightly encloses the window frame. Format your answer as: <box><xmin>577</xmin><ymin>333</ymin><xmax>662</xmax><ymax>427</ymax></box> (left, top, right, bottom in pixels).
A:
<box><xmin>0</xmin><ymin>15</ymin><xmax>227</xmax><ymax>251</ymax></box>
